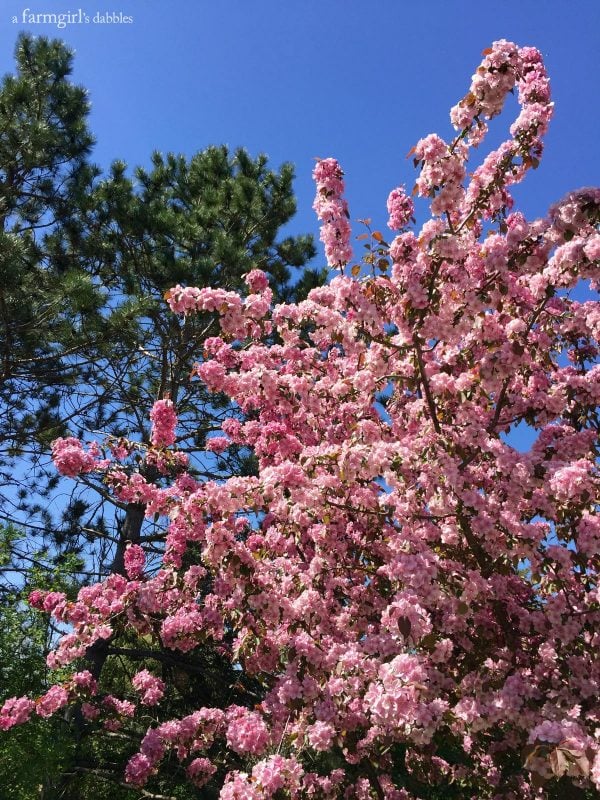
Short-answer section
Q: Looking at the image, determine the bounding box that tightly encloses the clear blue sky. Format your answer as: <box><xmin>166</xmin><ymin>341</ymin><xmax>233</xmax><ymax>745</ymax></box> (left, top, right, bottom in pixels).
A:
<box><xmin>1</xmin><ymin>0</ymin><xmax>598</xmax><ymax>266</ymax></box>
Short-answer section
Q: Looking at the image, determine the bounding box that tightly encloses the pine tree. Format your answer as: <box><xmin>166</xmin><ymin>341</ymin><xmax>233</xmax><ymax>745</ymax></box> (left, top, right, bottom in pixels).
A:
<box><xmin>0</xmin><ymin>33</ymin><xmax>323</xmax><ymax>798</ymax></box>
<box><xmin>0</xmin><ymin>33</ymin><xmax>101</xmax><ymax>469</ymax></box>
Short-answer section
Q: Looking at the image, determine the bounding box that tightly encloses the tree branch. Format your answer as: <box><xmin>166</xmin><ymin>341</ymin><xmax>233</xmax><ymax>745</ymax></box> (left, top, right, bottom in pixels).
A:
<box><xmin>412</xmin><ymin>333</ymin><xmax>441</xmax><ymax>434</ymax></box>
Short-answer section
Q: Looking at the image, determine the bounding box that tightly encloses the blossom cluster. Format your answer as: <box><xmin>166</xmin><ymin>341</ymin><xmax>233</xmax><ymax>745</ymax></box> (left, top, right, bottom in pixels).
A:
<box><xmin>51</xmin><ymin>437</ymin><xmax>108</xmax><ymax>478</ymax></box>
<box><xmin>124</xmin><ymin>543</ymin><xmax>146</xmax><ymax>579</ymax></box>
<box><xmin>386</xmin><ymin>185</ymin><xmax>414</xmax><ymax>230</ymax></box>
<box><xmin>132</xmin><ymin>670</ymin><xmax>165</xmax><ymax>706</ymax></box>
<box><xmin>149</xmin><ymin>398</ymin><xmax>177</xmax><ymax>447</ymax></box>
<box><xmin>407</xmin><ymin>40</ymin><xmax>555</xmax><ymax>227</ymax></box>
<box><xmin>312</xmin><ymin>157</ymin><xmax>353</xmax><ymax>268</ymax></box>
<box><xmin>0</xmin><ymin>670</ymin><xmax>97</xmax><ymax>731</ymax></box>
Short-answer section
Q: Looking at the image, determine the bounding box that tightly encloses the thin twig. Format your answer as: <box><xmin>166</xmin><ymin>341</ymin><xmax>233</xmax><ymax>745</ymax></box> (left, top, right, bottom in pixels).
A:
<box><xmin>412</xmin><ymin>333</ymin><xmax>441</xmax><ymax>434</ymax></box>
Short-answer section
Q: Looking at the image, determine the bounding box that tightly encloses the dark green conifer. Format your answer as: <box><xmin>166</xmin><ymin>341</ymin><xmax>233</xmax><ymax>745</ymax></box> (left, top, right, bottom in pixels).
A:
<box><xmin>0</xmin><ymin>34</ymin><xmax>324</xmax><ymax>798</ymax></box>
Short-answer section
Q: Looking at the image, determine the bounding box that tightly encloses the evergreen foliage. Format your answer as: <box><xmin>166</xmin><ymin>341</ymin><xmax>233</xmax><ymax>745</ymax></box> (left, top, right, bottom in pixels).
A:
<box><xmin>0</xmin><ymin>33</ymin><xmax>322</xmax><ymax>798</ymax></box>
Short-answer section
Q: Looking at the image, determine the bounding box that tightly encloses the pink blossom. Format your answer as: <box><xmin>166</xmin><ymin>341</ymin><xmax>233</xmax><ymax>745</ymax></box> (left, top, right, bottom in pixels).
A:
<box><xmin>104</xmin><ymin>695</ymin><xmax>136</xmax><ymax>717</ymax></box>
<box><xmin>150</xmin><ymin>399</ymin><xmax>177</xmax><ymax>447</ymax></box>
<box><xmin>549</xmin><ymin>459</ymin><xmax>595</xmax><ymax>502</ymax></box>
<box><xmin>313</xmin><ymin>158</ymin><xmax>353</xmax><ymax>268</ymax></box>
<box><xmin>160</xmin><ymin>609</ymin><xmax>204</xmax><ymax>652</ymax></box>
<box><xmin>71</xmin><ymin>669</ymin><xmax>98</xmax><ymax>694</ymax></box>
<box><xmin>206</xmin><ymin>436</ymin><xmax>230</xmax><ymax>454</ymax></box>
<box><xmin>245</xmin><ymin>269</ymin><xmax>270</xmax><ymax>293</ymax></box>
<box><xmin>125</xmin><ymin>753</ymin><xmax>154</xmax><ymax>786</ymax></box>
<box><xmin>251</xmin><ymin>755</ymin><xmax>303</xmax><ymax>796</ymax></box>
<box><xmin>0</xmin><ymin>697</ymin><xmax>35</xmax><ymax>730</ymax></box>
<box><xmin>124</xmin><ymin>543</ymin><xmax>146</xmax><ymax>579</ymax></box>
<box><xmin>386</xmin><ymin>186</ymin><xmax>414</xmax><ymax>230</ymax></box>
<box><xmin>132</xmin><ymin>670</ymin><xmax>165</xmax><ymax>706</ymax></box>
<box><xmin>27</xmin><ymin>589</ymin><xmax>44</xmax><ymax>609</ymax></box>
<box><xmin>307</xmin><ymin>720</ymin><xmax>335</xmax><ymax>751</ymax></box>
<box><xmin>187</xmin><ymin>757</ymin><xmax>217</xmax><ymax>788</ymax></box>
<box><xmin>36</xmin><ymin>685</ymin><xmax>69</xmax><ymax>718</ymax></box>
<box><xmin>51</xmin><ymin>437</ymin><xmax>102</xmax><ymax>477</ymax></box>
<box><xmin>226</xmin><ymin>707</ymin><xmax>270</xmax><ymax>756</ymax></box>
<box><xmin>165</xmin><ymin>284</ymin><xmax>202</xmax><ymax>314</ymax></box>
<box><xmin>42</xmin><ymin>591</ymin><xmax>67</xmax><ymax>614</ymax></box>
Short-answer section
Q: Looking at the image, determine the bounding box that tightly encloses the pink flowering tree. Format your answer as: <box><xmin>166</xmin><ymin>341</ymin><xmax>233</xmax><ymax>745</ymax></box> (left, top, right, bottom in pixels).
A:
<box><xmin>3</xmin><ymin>41</ymin><xmax>600</xmax><ymax>799</ymax></box>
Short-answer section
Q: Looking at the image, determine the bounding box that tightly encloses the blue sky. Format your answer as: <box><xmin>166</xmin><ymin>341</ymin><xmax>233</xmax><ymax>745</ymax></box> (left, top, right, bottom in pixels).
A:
<box><xmin>1</xmin><ymin>0</ymin><xmax>598</xmax><ymax>256</ymax></box>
